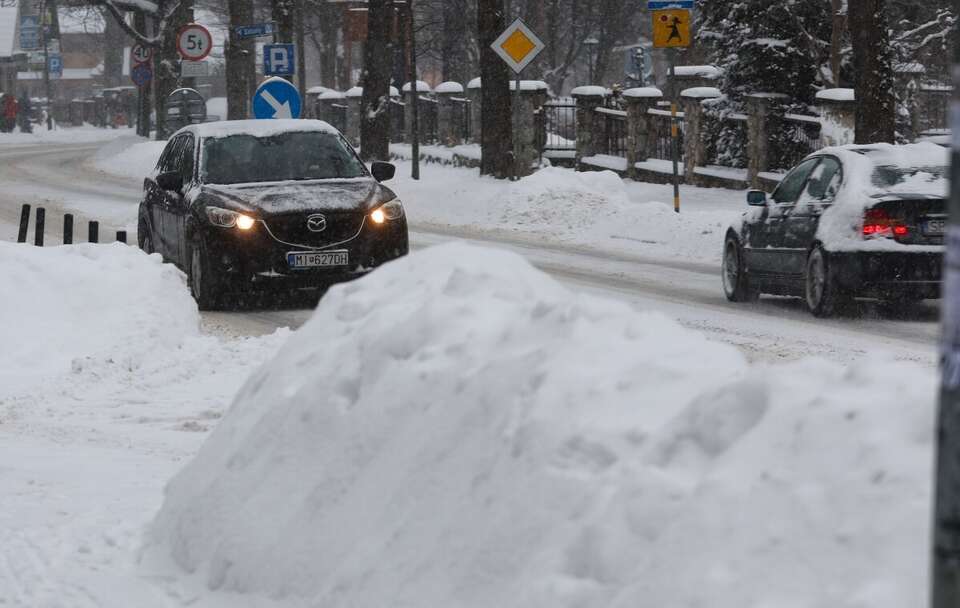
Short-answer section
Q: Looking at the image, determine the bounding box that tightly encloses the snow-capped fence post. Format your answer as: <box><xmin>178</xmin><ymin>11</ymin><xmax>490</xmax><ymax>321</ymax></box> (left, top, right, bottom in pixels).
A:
<box><xmin>403</xmin><ymin>81</ymin><xmax>436</xmax><ymax>145</ymax></box>
<box><xmin>746</xmin><ymin>93</ymin><xmax>788</xmax><ymax>190</ymax></box>
<box><xmin>435</xmin><ymin>82</ymin><xmax>465</xmax><ymax>146</ymax></box>
<box><xmin>623</xmin><ymin>87</ymin><xmax>663</xmax><ymax>179</ymax></box>
<box><xmin>34</xmin><ymin>208</ymin><xmax>45</xmax><ymax>247</ymax></box>
<box><xmin>816</xmin><ymin>89</ymin><xmax>856</xmax><ymax>147</ymax></box>
<box><xmin>571</xmin><ymin>86</ymin><xmax>609</xmax><ymax>167</ymax></box>
<box><xmin>680</xmin><ymin>87</ymin><xmax>721</xmax><ymax>181</ymax></box>
<box><xmin>17</xmin><ymin>204</ymin><xmax>30</xmax><ymax>243</ymax></box>
<box><xmin>344</xmin><ymin>87</ymin><xmax>364</xmax><ymax>147</ymax></box>
<box><xmin>316</xmin><ymin>91</ymin><xmax>347</xmax><ymax>134</ymax></box>
<box><xmin>513</xmin><ymin>81</ymin><xmax>549</xmax><ymax>176</ymax></box>
<box><xmin>466</xmin><ymin>78</ymin><xmax>483</xmax><ymax>143</ymax></box>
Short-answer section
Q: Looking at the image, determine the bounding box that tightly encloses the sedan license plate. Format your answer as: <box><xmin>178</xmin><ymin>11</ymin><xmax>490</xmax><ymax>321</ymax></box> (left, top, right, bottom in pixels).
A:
<box><xmin>924</xmin><ymin>219</ymin><xmax>946</xmax><ymax>236</ymax></box>
<box><xmin>287</xmin><ymin>250</ymin><xmax>349</xmax><ymax>269</ymax></box>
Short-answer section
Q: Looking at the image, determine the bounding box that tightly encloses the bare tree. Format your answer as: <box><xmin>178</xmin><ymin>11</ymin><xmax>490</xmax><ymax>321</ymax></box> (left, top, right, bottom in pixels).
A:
<box><xmin>477</xmin><ymin>0</ymin><xmax>513</xmax><ymax>178</ymax></box>
<box><xmin>225</xmin><ymin>0</ymin><xmax>254</xmax><ymax>119</ymax></box>
<box><xmin>849</xmin><ymin>0</ymin><xmax>895</xmax><ymax>143</ymax></box>
<box><xmin>360</xmin><ymin>0</ymin><xmax>393</xmax><ymax>160</ymax></box>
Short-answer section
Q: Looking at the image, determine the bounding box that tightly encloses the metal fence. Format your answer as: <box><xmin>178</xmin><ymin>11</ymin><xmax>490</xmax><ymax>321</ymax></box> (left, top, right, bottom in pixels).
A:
<box><xmin>451</xmin><ymin>97</ymin><xmax>472</xmax><ymax>142</ymax></box>
<box><xmin>917</xmin><ymin>86</ymin><xmax>951</xmax><ymax>135</ymax></box>
<box><xmin>538</xmin><ymin>97</ymin><xmax>577</xmax><ymax>158</ymax></box>
<box><xmin>421</xmin><ymin>96</ymin><xmax>439</xmax><ymax>144</ymax></box>
<box><xmin>648</xmin><ymin>108</ymin><xmax>685</xmax><ymax>162</ymax></box>
<box><xmin>778</xmin><ymin>113</ymin><xmax>822</xmax><ymax>169</ymax></box>
<box><xmin>389</xmin><ymin>99</ymin><xmax>405</xmax><ymax>142</ymax></box>
<box><xmin>596</xmin><ymin>106</ymin><xmax>627</xmax><ymax>157</ymax></box>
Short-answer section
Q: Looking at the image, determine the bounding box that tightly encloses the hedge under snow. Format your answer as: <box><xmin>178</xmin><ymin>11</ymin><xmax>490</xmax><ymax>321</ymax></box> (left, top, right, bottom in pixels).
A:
<box><xmin>145</xmin><ymin>243</ymin><xmax>936</xmax><ymax>608</ymax></box>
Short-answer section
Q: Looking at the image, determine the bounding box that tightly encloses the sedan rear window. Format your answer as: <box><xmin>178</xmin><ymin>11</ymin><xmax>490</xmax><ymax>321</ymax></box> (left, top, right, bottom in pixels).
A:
<box><xmin>201</xmin><ymin>131</ymin><xmax>368</xmax><ymax>185</ymax></box>
<box><xmin>871</xmin><ymin>165</ymin><xmax>947</xmax><ymax>188</ymax></box>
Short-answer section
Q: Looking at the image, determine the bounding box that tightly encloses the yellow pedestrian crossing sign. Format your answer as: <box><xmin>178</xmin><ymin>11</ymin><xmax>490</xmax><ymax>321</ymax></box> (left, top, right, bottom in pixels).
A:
<box><xmin>491</xmin><ymin>18</ymin><xmax>546</xmax><ymax>74</ymax></box>
<box><xmin>653</xmin><ymin>9</ymin><xmax>690</xmax><ymax>48</ymax></box>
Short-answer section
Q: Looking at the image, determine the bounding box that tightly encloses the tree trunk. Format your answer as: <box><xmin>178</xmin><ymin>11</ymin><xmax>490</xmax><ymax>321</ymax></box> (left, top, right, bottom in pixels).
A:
<box><xmin>153</xmin><ymin>0</ymin><xmax>194</xmax><ymax>139</ymax></box>
<box><xmin>134</xmin><ymin>11</ymin><xmax>152</xmax><ymax>136</ymax></box>
<box><xmin>272</xmin><ymin>0</ymin><xmax>295</xmax><ymax>44</ymax></box>
<box><xmin>477</xmin><ymin>0</ymin><xmax>513</xmax><ymax>178</ymax></box>
<box><xmin>226</xmin><ymin>0</ymin><xmax>254</xmax><ymax>119</ymax></box>
<box><xmin>849</xmin><ymin>0</ymin><xmax>895</xmax><ymax>143</ymax></box>
<box><xmin>102</xmin><ymin>8</ymin><xmax>125</xmax><ymax>88</ymax></box>
<box><xmin>360</xmin><ymin>0</ymin><xmax>393</xmax><ymax>161</ymax></box>
<box><xmin>829</xmin><ymin>0</ymin><xmax>846</xmax><ymax>87</ymax></box>
<box><xmin>442</xmin><ymin>0</ymin><xmax>470</xmax><ymax>83</ymax></box>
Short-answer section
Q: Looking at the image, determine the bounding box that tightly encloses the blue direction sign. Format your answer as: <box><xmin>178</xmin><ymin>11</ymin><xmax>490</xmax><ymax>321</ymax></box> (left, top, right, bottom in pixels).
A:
<box><xmin>19</xmin><ymin>16</ymin><xmax>40</xmax><ymax>50</ymax></box>
<box><xmin>253</xmin><ymin>77</ymin><xmax>302</xmax><ymax>119</ymax></box>
<box><xmin>131</xmin><ymin>63</ymin><xmax>153</xmax><ymax>87</ymax></box>
<box><xmin>48</xmin><ymin>54</ymin><xmax>63</xmax><ymax>79</ymax></box>
<box><xmin>647</xmin><ymin>0</ymin><xmax>694</xmax><ymax>8</ymax></box>
<box><xmin>235</xmin><ymin>22</ymin><xmax>275</xmax><ymax>39</ymax></box>
<box><xmin>263</xmin><ymin>44</ymin><xmax>295</xmax><ymax>76</ymax></box>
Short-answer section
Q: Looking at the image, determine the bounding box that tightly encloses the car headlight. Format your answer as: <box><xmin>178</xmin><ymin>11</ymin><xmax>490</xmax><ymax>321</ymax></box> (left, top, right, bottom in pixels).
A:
<box><xmin>370</xmin><ymin>199</ymin><xmax>404</xmax><ymax>225</ymax></box>
<box><xmin>206</xmin><ymin>207</ymin><xmax>256</xmax><ymax>230</ymax></box>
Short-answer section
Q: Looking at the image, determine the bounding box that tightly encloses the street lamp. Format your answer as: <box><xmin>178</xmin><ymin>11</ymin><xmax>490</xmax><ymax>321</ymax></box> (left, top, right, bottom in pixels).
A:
<box><xmin>583</xmin><ymin>36</ymin><xmax>599</xmax><ymax>84</ymax></box>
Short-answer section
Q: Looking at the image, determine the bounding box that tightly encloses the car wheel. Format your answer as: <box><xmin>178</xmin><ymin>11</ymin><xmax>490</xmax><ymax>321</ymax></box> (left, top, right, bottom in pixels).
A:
<box><xmin>722</xmin><ymin>236</ymin><xmax>758</xmax><ymax>303</ymax></box>
<box><xmin>805</xmin><ymin>246</ymin><xmax>846</xmax><ymax>318</ymax></box>
<box><xmin>188</xmin><ymin>233</ymin><xmax>222</xmax><ymax>311</ymax></box>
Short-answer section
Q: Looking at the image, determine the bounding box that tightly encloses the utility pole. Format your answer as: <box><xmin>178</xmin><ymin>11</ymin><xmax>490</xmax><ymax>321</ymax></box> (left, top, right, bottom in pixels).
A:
<box><xmin>406</xmin><ymin>0</ymin><xmax>419</xmax><ymax>180</ymax></box>
<box><xmin>931</xmin><ymin>29</ymin><xmax>960</xmax><ymax>608</ymax></box>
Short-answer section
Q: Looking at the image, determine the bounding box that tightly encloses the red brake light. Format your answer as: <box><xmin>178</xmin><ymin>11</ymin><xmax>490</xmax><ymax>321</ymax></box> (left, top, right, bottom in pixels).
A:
<box><xmin>863</xmin><ymin>208</ymin><xmax>908</xmax><ymax>239</ymax></box>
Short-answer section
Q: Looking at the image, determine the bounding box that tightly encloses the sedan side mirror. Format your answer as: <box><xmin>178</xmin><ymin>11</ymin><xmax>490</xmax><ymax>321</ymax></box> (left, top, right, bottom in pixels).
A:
<box><xmin>157</xmin><ymin>170</ymin><xmax>183</xmax><ymax>193</ymax></box>
<box><xmin>371</xmin><ymin>161</ymin><xmax>396</xmax><ymax>182</ymax></box>
<box><xmin>747</xmin><ymin>190</ymin><xmax>767</xmax><ymax>206</ymax></box>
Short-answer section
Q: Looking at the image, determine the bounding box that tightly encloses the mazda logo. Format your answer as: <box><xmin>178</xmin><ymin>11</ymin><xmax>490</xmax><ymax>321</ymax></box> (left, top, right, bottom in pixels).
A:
<box><xmin>306</xmin><ymin>214</ymin><xmax>327</xmax><ymax>233</ymax></box>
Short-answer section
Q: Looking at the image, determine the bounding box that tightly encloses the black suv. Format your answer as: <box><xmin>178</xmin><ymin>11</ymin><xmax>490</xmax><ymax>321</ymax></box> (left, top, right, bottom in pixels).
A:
<box><xmin>137</xmin><ymin>119</ymin><xmax>409</xmax><ymax>309</ymax></box>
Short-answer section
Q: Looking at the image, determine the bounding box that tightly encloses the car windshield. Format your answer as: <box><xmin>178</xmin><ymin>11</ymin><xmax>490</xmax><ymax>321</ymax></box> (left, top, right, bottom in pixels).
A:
<box><xmin>201</xmin><ymin>131</ymin><xmax>368</xmax><ymax>185</ymax></box>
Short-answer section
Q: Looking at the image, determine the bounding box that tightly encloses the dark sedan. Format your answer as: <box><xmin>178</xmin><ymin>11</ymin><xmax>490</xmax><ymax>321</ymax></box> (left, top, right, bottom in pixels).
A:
<box><xmin>137</xmin><ymin>120</ymin><xmax>409</xmax><ymax>309</ymax></box>
<box><xmin>722</xmin><ymin>143</ymin><xmax>947</xmax><ymax>317</ymax></box>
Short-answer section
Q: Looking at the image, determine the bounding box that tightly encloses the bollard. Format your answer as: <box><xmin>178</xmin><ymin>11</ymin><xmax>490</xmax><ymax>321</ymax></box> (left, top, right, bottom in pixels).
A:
<box><xmin>34</xmin><ymin>207</ymin><xmax>45</xmax><ymax>247</ymax></box>
<box><xmin>115</xmin><ymin>230</ymin><xmax>127</xmax><ymax>244</ymax></box>
<box><xmin>17</xmin><ymin>204</ymin><xmax>30</xmax><ymax>243</ymax></box>
<box><xmin>63</xmin><ymin>214</ymin><xmax>74</xmax><ymax>245</ymax></box>
<box><xmin>88</xmin><ymin>221</ymin><xmax>99</xmax><ymax>243</ymax></box>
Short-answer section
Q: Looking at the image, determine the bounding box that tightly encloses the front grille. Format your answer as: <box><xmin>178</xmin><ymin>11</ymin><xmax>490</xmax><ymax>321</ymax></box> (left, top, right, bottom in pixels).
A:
<box><xmin>263</xmin><ymin>211</ymin><xmax>365</xmax><ymax>248</ymax></box>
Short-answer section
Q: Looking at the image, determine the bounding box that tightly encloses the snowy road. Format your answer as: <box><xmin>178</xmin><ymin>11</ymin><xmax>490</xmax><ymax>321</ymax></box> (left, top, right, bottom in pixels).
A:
<box><xmin>0</xmin><ymin>138</ymin><xmax>940</xmax><ymax>365</ymax></box>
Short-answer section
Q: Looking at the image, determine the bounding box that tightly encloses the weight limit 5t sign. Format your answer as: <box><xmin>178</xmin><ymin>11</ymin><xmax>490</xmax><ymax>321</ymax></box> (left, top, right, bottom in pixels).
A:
<box><xmin>177</xmin><ymin>24</ymin><xmax>213</xmax><ymax>61</ymax></box>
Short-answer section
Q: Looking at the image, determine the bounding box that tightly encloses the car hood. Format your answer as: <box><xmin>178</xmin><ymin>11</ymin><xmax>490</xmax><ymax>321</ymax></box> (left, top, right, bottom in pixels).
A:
<box><xmin>200</xmin><ymin>178</ymin><xmax>396</xmax><ymax>215</ymax></box>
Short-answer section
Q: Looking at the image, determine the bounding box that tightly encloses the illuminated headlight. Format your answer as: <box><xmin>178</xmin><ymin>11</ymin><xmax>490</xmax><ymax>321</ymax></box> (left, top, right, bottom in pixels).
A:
<box><xmin>370</xmin><ymin>199</ymin><xmax>404</xmax><ymax>225</ymax></box>
<box><xmin>206</xmin><ymin>207</ymin><xmax>256</xmax><ymax>230</ymax></box>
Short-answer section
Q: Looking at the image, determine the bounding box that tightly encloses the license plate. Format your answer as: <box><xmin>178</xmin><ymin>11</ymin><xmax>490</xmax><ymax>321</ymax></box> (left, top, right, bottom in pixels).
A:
<box><xmin>287</xmin><ymin>250</ymin><xmax>349</xmax><ymax>269</ymax></box>
<box><xmin>924</xmin><ymin>219</ymin><xmax>946</xmax><ymax>236</ymax></box>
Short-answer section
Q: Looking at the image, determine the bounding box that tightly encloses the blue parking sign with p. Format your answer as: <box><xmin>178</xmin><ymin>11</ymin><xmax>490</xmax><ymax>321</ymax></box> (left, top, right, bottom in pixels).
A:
<box><xmin>264</xmin><ymin>44</ymin><xmax>295</xmax><ymax>76</ymax></box>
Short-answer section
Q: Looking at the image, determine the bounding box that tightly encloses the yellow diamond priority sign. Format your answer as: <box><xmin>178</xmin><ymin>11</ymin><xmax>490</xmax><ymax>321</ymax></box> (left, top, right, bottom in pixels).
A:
<box><xmin>492</xmin><ymin>18</ymin><xmax>545</xmax><ymax>74</ymax></box>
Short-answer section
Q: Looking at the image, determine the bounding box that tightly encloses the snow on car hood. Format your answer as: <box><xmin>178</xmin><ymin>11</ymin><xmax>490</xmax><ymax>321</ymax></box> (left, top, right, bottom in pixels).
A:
<box><xmin>202</xmin><ymin>178</ymin><xmax>395</xmax><ymax>214</ymax></box>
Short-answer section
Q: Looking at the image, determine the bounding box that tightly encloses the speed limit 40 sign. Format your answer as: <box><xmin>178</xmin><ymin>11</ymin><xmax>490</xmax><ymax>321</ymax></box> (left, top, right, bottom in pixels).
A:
<box><xmin>177</xmin><ymin>23</ymin><xmax>213</xmax><ymax>61</ymax></box>
<box><xmin>131</xmin><ymin>43</ymin><xmax>153</xmax><ymax>65</ymax></box>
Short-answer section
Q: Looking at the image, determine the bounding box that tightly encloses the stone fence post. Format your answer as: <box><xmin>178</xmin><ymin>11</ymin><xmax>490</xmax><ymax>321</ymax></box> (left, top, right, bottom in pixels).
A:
<box><xmin>316</xmin><ymin>90</ymin><xmax>346</xmax><ymax>132</ymax></box>
<box><xmin>623</xmin><ymin>87</ymin><xmax>662</xmax><ymax>178</ymax></box>
<box><xmin>680</xmin><ymin>87</ymin><xmax>721</xmax><ymax>180</ymax></box>
<box><xmin>467</xmin><ymin>77</ymin><xmax>482</xmax><ymax>143</ymax></box>
<box><xmin>435</xmin><ymin>81</ymin><xmax>465</xmax><ymax>146</ymax></box>
<box><xmin>344</xmin><ymin>86</ymin><xmax>363</xmax><ymax>146</ymax></box>
<box><xmin>816</xmin><ymin>88</ymin><xmax>856</xmax><ymax>147</ymax></box>
<box><xmin>572</xmin><ymin>86</ymin><xmax>609</xmax><ymax>166</ymax></box>
<box><xmin>746</xmin><ymin>92</ymin><xmax>788</xmax><ymax>189</ymax></box>
<box><xmin>514</xmin><ymin>80</ymin><xmax>549</xmax><ymax>176</ymax></box>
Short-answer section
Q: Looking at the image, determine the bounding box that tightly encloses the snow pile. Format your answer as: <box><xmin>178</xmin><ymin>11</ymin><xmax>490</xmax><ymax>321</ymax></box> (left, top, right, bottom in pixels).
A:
<box><xmin>0</xmin><ymin>242</ymin><xmax>198</xmax><ymax>394</ymax></box>
<box><xmin>145</xmin><ymin>243</ymin><xmax>935</xmax><ymax>608</ymax></box>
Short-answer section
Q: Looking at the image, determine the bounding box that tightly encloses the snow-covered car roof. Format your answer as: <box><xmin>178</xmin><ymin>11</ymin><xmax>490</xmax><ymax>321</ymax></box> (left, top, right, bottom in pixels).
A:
<box><xmin>175</xmin><ymin>119</ymin><xmax>342</xmax><ymax>140</ymax></box>
<box><xmin>812</xmin><ymin>142</ymin><xmax>948</xmax><ymax>199</ymax></box>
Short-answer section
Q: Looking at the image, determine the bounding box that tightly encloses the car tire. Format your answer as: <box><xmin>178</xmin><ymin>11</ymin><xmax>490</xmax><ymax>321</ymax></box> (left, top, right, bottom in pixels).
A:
<box><xmin>805</xmin><ymin>246</ymin><xmax>847</xmax><ymax>318</ymax></box>
<box><xmin>722</xmin><ymin>236</ymin><xmax>759</xmax><ymax>303</ymax></box>
<box><xmin>188</xmin><ymin>232</ymin><xmax>223</xmax><ymax>311</ymax></box>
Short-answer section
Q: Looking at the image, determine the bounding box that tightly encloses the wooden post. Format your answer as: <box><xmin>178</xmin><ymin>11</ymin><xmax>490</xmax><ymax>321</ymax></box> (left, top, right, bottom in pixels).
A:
<box><xmin>34</xmin><ymin>208</ymin><xmax>45</xmax><ymax>246</ymax></box>
<box><xmin>88</xmin><ymin>221</ymin><xmax>99</xmax><ymax>243</ymax></box>
<box><xmin>63</xmin><ymin>213</ymin><xmax>73</xmax><ymax>245</ymax></box>
<box><xmin>17</xmin><ymin>204</ymin><xmax>30</xmax><ymax>243</ymax></box>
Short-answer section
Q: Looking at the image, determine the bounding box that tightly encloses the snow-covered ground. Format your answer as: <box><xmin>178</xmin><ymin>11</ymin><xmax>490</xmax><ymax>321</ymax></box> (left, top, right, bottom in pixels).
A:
<box><xmin>91</xmin><ymin>137</ymin><xmax>744</xmax><ymax>265</ymax></box>
<box><xmin>0</xmin><ymin>125</ymin><xmax>135</xmax><ymax>146</ymax></box>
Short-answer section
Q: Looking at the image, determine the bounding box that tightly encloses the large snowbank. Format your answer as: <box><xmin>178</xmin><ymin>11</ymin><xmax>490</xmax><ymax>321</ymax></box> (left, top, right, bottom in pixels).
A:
<box><xmin>145</xmin><ymin>243</ymin><xmax>936</xmax><ymax>607</ymax></box>
<box><xmin>0</xmin><ymin>241</ymin><xmax>198</xmax><ymax>395</ymax></box>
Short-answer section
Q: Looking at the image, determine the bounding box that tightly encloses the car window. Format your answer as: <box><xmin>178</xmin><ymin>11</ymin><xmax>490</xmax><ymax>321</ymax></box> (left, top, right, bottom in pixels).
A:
<box><xmin>156</xmin><ymin>137</ymin><xmax>181</xmax><ymax>173</ymax></box>
<box><xmin>771</xmin><ymin>157</ymin><xmax>821</xmax><ymax>205</ymax></box>
<box><xmin>179</xmin><ymin>135</ymin><xmax>195</xmax><ymax>184</ymax></box>
<box><xmin>201</xmin><ymin>131</ymin><xmax>369</xmax><ymax>185</ymax></box>
<box><xmin>798</xmin><ymin>156</ymin><xmax>842</xmax><ymax>203</ymax></box>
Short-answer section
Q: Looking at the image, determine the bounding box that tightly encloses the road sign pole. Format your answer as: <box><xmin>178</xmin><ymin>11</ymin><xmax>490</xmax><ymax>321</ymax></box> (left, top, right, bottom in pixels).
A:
<box><xmin>670</xmin><ymin>49</ymin><xmax>680</xmax><ymax>213</ymax></box>
<box><xmin>513</xmin><ymin>72</ymin><xmax>521</xmax><ymax>181</ymax></box>
<box><xmin>932</xmin><ymin>49</ymin><xmax>960</xmax><ymax>608</ymax></box>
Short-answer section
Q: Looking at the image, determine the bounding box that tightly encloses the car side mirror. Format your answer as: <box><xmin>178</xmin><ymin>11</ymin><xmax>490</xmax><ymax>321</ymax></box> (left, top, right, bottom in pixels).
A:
<box><xmin>371</xmin><ymin>161</ymin><xmax>396</xmax><ymax>182</ymax></box>
<box><xmin>747</xmin><ymin>190</ymin><xmax>767</xmax><ymax>206</ymax></box>
<box><xmin>157</xmin><ymin>170</ymin><xmax>183</xmax><ymax>192</ymax></box>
